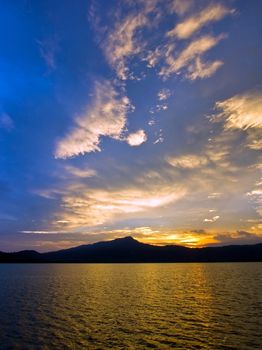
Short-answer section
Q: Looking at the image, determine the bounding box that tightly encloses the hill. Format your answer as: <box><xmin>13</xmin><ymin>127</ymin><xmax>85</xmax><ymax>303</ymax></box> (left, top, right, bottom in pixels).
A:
<box><xmin>0</xmin><ymin>236</ymin><xmax>262</xmax><ymax>263</ymax></box>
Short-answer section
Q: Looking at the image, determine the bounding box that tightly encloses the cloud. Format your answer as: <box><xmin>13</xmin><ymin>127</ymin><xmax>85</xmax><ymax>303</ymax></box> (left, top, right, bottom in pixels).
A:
<box><xmin>187</xmin><ymin>57</ymin><xmax>223</xmax><ymax>80</ymax></box>
<box><xmin>0</xmin><ymin>113</ymin><xmax>14</xmax><ymax>131</ymax></box>
<box><xmin>160</xmin><ymin>34</ymin><xmax>224</xmax><ymax>79</ymax></box>
<box><xmin>213</xmin><ymin>90</ymin><xmax>262</xmax><ymax>130</ymax></box>
<box><xmin>100</xmin><ymin>2</ymin><xmax>158</xmax><ymax>80</ymax></box>
<box><xmin>92</xmin><ymin>1</ymin><xmax>230</xmax><ymax>82</ymax></box>
<box><xmin>38</xmin><ymin>38</ymin><xmax>59</xmax><ymax>71</ymax></box>
<box><xmin>126</xmin><ymin>129</ymin><xmax>147</xmax><ymax>146</ymax></box>
<box><xmin>170</xmin><ymin>0</ymin><xmax>193</xmax><ymax>16</ymax></box>
<box><xmin>208</xmin><ymin>192</ymin><xmax>222</xmax><ymax>199</ymax></box>
<box><xmin>247</xmin><ymin>139</ymin><xmax>262</xmax><ymax>150</ymax></box>
<box><xmin>55</xmin><ymin>80</ymin><xmax>133</xmax><ymax>158</ymax></box>
<box><xmin>167</xmin><ymin>154</ymin><xmax>208</xmax><ymax>168</ymax></box>
<box><xmin>167</xmin><ymin>3</ymin><xmax>233</xmax><ymax>39</ymax></box>
<box><xmin>204</xmin><ymin>215</ymin><xmax>220</xmax><ymax>223</ymax></box>
<box><xmin>55</xmin><ymin>184</ymin><xmax>186</xmax><ymax>229</ymax></box>
<box><xmin>21</xmin><ymin>230</ymin><xmax>67</xmax><ymax>234</ymax></box>
<box><xmin>64</xmin><ymin>166</ymin><xmax>97</xmax><ymax>178</ymax></box>
<box><xmin>213</xmin><ymin>230</ymin><xmax>262</xmax><ymax>246</ymax></box>
<box><xmin>247</xmin><ymin>189</ymin><xmax>262</xmax><ymax>216</ymax></box>
<box><xmin>157</xmin><ymin>88</ymin><xmax>171</xmax><ymax>101</ymax></box>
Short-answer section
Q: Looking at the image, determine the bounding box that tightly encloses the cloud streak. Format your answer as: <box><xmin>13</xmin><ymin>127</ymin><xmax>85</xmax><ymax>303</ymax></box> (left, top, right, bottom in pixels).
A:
<box><xmin>55</xmin><ymin>183</ymin><xmax>186</xmax><ymax>229</ymax></box>
<box><xmin>160</xmin><ymin>34</ymin><xmax>225</xmax><ymax>79</ymax></box>
<box><xmin>55</xmin><ymin>80</ymin><xmax>133</xmax><ymax>158</ymax></box>
<box><xmin>167</xmin><ymin>3</ymin><xmax>233</xmax><ymax>39</ymax></box>
<box><xmin>213</xmin><ymin>90</ymin><xmax>262</xmax><ymax>130</ymax></box>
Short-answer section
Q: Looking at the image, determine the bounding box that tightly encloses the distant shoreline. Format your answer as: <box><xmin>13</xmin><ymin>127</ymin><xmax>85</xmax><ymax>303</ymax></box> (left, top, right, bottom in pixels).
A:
<box><xmin>1</xmin><ymin>236</ymin><xmax>262</xmax><ymax>263</ymax></box>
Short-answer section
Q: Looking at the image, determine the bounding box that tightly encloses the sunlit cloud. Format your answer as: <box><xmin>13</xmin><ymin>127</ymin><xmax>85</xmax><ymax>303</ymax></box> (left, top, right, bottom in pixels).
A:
<box><xmin>167</xmin><ymin>3</ymin><xmax>233</xmax><ymax>39</ymax></box>
<box><xmin>21</xmin><ymin>230</ymin><xmax>68</xmax><ymax>234</ymax></box>
<box><xmin>153</xmin><ymin>135</ymin><xmax>164</xmax><ymax>144</ymax></box>
<box><xmin>247</xmin><ymin>138</ymin><xmax>262</xmax><ymax>150</ymax></box>
<box><xmin>212</xmin><ymin>90</ymin><xmax>262</xmax><ymax>130</ymax></box>
<box><xmin>55</xmin><ymin>80</ymin><xmax>133</xmax><ymax>158</ymax></box>
<box><xmin>157</xmin><ymin>88</ymin><xmax>171</xmax><ymax>101</ymax></box>
<box><xmin>187</xmin><ymin>57</ymin><xmax>223</xmax><ymax>80</ymax></box>
<box><xmin>126</xmin><ymin>129</ymin><xmax>147</xmax><ymax>146</ymax></box>
<box><xmin>167</xmin><ymin>154</ymin><xmax>208</xmax><ymax>169</ymax></box>
<box><xmin>100</xmin><ymin>1</ymin><xmax>159</xmax><ymax>80</ymax></box>
<box><xmin>160</xmin><ymin>34</ymin><xmax>225</xmax><ymax>79</ymax></box>
<box><xmin>93</xmin><ymin>1</ymin><xmax>228</xmax><ymax>82</ymax></box>
<box><xmin>204</xmin><ymin>215</ymin><xmax>220</xmax><ymax>223</ymax></box>
<box><xmin>170</xmin><ymin>0</ymin><xmax>193</xmax><ymax>16</ymax></box>
<box><xmin>64</xmin><ymin>166</ymin><xmax>97</xmax><ymax>178</ymax></box>
<box><xmin>208</xmin><ymin>193</ymin><xmax>222</xmax><ymax>199</ymax></box>
<box><xmin>247</xmin><ymin>189</ymin><xmax>262</xmax><ymax>216</ymax></box>
<box><xmin>55</xmin><ymin>184</ymin><xmax>186</xmax><ymax>229</ymax></box>
<box><xmin>213</xmin><ymin>230</ymin><xmax>262</xmax><ymax>246</ymax></box>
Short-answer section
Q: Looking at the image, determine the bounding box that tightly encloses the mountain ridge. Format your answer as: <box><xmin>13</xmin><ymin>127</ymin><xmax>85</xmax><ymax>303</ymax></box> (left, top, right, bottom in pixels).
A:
<box><xmin>0</xmin><ymin>236</ymin><xmax>262</xmax><ymax>263</ymax></box>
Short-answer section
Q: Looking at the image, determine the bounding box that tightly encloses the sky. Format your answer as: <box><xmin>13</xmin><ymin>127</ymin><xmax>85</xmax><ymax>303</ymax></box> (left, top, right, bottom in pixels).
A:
<box><xmin>0</xmin><ymin>0</ymin><xmax>262</xmax><ymax>252</ymax></box>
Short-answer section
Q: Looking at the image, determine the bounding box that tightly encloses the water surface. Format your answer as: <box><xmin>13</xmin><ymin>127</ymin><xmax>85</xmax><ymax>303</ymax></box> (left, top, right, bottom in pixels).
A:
<box><xmin>0</xmin><ymin>263</ymin><xmax>261</xmax><ymax>349</ymax></box>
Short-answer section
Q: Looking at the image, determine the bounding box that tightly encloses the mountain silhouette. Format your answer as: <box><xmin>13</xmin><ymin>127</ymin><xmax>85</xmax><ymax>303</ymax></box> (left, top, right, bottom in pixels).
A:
<box><xmin>0</xmin><ymin>236</ymin><xmax>262</xmax><ymax>263</ymax></box>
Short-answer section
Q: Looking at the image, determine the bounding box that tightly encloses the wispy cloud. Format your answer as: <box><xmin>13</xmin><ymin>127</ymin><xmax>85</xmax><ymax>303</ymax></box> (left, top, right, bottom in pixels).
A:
<box><xmin>247</xmin><ymin>138</ymin><xmax>262</xmax><ymax>150</ymax></box>
<box><xmin>204</xmin><ymin>215</ymin><xmax>220</xmax><ymax>223</ymax></box>
<box><xmin>64</xmin><ymin>166</ymin><xmax>97</xmax><ymax>178</ymax></box>
<box><xmin>55</xmin><ymin>80</ymin><xmax>133</xmax><ymax>158</ymax></box>
<box><xmin>157</xmin><ymin>88</ymin><xmax>171</xmax><ymax>101</ymax></box>
<box><xmin>126</xmin><ymin>129</ymin><xmax>147</xmax><ymax>146</ymax></box>
<box><xmin>0</xmin><ymin>113</ymin><xmax>14</xmax><ymax>131</ymax></box>
<box><xmin>167</xmin><ymin>154</ymin><xmax>208</xmax><ymax>169</ymax></box>
<box><xmin>212</xmin><ymin>90</ymin><xmax>262</xmax><ymax>130</ymax></box>
<box><xmin>247</xmin><ymin>189</ymin><xmax>262</xmax><ymax>216</ymax></box>
<box><xmin>187</xmin><ymin>56</ymin><xmax>223</xmax><ymax>80</ymax></box>
<box><xmin>38</xmin><ymin>38</ymin><xmax>59</xmax><ymax>71</ymax></box>
<box><xmin>100</xmin><ymin>2</ymin><xmax>159</xmax><ymax>80</ymax></box>
<box><xmin>55</xmin><ymin>183</ymin><xmax>186</xmax><ymax>229</ymax></box>
<box><xmin>170</xmin><ymin>0</ymin><xmax>193</xmax><ymax>16</ymax></box>
<box><xmin>167</xmin><ymin>3</ymin><xmax>233</xmax><ymax>39</ymax></box>
<box><xmin>160</xmin><ymin>34</ymin><xmax>225</xmax><ymax>79</ymax></box>
<box><xmin>93</xmin><ymin>1</ymin><xmax>229</xmax><ymax>82</ymax></box>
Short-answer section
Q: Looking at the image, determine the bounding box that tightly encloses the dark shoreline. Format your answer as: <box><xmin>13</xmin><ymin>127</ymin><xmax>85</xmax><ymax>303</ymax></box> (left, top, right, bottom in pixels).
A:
<box><xmin>1</xmin><ymin>236</ymin><xmax>262</xmax><ymax>263</ymax></box>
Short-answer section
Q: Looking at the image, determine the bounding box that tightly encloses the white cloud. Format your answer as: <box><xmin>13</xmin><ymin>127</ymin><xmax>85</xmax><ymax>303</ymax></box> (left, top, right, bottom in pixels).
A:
<box><xmin>204</xmin><ymin>215</ymin><xmax>220</xmax><ymax>223</ymax></box>
<box><xmin>208</xmin><ymin>192</ymin><xmax>222</xmax><ymax>199</ymax></box>
<box><xmin>65</xmin><ymin>166</ymin><xmax>97</xmax><ymax>178</ymax></box>
<box><xmin>247</xmin><ymin>139</ymin><xmax>262</xmax><ymax>150</ymax></box>
<box><xmin>247</xmin><ymin>189</ymin><xmax>262</xmax><ymax>216</ymax></box>
<box><xmin>167</xmin><ymin>154</ymin><xmax>208</xmax><ymax>169</ymax></box>
<box><xmin>93</xmin><ymin>1</ymin><xmax>230</xmax><ymax>82</ymax></box>
<box><xmin>213</xmin><ymin>90</ymin><xmax>262</xmax><ymax>130</ymax></box>
<box><xmin>55</xmin><ymin>80</ymin><xmax>133</xmax><ymax>158</ymax></box>
<box><xmin>160</xmin><ymin>34</ymin><xmax>224</xmax><ymax>79</ymax></box>
<box><xmin>187</xmin><ymin>57</ymin><xmax>223</xmax><ymax>80</ymax></box>
<box><xmin>158</xmin><ymin>88</ymin><xmax>171</xmax><ymax>101</ymax></box>
<box><xmin>167</xmin><ymin>3</ymin><xmax>233</xmax><ymax>39</ymax></box>
<box><xmin>144</xmin><ymin>47</ymin><xmax>162</xmax><ymax>68</ymax></box>
<box><xmin>126</xmin><ymin>129</ymin><xmax>147</xmax><ymax>146</ymax></box>
<box><xmin>170</xmin><ymin>0</ymin><xmax>193</xmax><ymax>16</ymax></box>
<box><xmin>55</xmin><ymin>184</ymin><xmax>186</xmax><ymax>229</ymax></box>
<box><xmin>101</xmin><ymin>1</ymin><xmax>159</xmax><ymax>80</ymax></box>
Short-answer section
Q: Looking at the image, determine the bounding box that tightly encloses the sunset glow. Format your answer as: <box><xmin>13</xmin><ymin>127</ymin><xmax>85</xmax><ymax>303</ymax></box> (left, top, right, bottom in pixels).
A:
<box><xmin>0</xmin><ymin>0</ymin><xmax>262</xmax><ymax>252</ymax></box>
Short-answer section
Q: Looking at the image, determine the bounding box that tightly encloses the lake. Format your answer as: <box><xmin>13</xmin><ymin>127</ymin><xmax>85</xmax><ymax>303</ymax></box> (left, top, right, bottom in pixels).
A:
<box><xmin>0</xmin><ymin>263</ymin><xmax>261</xmax><ymax>349</ymax></box>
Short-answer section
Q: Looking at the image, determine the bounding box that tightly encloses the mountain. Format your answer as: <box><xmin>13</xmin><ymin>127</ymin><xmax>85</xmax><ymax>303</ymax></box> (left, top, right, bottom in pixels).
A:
<box><xmin>0</xmin><ymin>236</ymin><xmax>262</xmax><ymax>263</ymax></box>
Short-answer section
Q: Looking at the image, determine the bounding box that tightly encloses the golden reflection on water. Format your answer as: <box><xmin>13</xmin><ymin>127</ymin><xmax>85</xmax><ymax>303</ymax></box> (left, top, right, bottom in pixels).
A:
<box><xmin>0</xmin><ymin>263</ymin><xmax>261</xmax><ymax>349</ymax></box>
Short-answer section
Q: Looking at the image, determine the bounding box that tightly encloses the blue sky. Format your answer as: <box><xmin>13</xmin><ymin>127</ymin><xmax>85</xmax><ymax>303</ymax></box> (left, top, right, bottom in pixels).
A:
<box><xmin>0</xmin><ymin>0</ymin><xmax>262</xmax><ymax>251</ymax></box>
